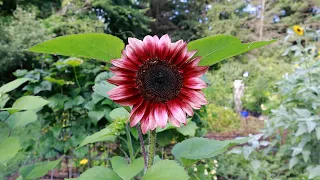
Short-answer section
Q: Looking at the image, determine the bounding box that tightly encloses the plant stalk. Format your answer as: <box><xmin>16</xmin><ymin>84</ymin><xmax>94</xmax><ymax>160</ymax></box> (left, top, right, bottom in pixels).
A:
<box><xmin>147</xmin><ymin>130</ymin><xmax>157</xmax><ymax>169</ymax></box>
<box><xmin>137</xmin><ymin>125</ymin><xmax>147</xmax><ymax>173</ymax></box>
<box><xmin>126</xmin><ymin>124</ymin><xmax>135</xmax><ymax>163</ymax></box>
<box><xmin>73</xmin><ymin>66</ymin><xmax>80</xmax><ymax>88</ymax></box>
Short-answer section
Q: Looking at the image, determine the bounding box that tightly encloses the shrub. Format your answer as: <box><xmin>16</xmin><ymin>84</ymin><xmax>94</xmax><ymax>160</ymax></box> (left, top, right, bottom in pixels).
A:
<box><xmin>0</xmin><ymin>8</ymin><xmax>51</xmax><ymax>82</ymax></box>
<box><xmin>205</xmin><ymin>104</ymin><xmax>240</xmax><ymax>132</ymax></box>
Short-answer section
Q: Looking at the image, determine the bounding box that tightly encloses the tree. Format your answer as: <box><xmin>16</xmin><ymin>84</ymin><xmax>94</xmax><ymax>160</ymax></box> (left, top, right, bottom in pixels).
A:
<box><xmin>148</xmin><ymin>0</ymin><xmax>206</xmax><ymax>42</ymax></box>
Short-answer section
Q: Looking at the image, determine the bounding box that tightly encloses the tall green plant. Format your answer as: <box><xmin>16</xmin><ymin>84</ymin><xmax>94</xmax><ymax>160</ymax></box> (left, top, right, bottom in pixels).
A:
<box><xmin>24</xmin><ymin>32</ymin><xmax>274</xmax><ymax>179</ymax></box>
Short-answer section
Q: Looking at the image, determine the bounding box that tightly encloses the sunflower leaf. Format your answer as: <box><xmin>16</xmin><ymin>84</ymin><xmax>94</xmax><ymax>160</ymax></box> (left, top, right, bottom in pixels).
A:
<box><xmin>19</xmin><ymin>157</ymin><xmax>63</xmax><ymax>179</ymax></box>
<box><xmin>77</xmin><ymin>166</ymin><xmax>122</xmax><ymax>180</ymax></box>
<box><xmin>187</xmin><ymin>34</ymin><xmax>276</xmax><ymax>66</ymax></box>
<box><xmin>28</xmin><ymin>33</ymin><xmax>124</xmax><ymax>62</ymax></box>
<box><xmin>142</xmin><ymin>160</ymin><xmax>189</xmax><ymax>180</ymax></box>
<box><xmin>171</xmin><ymin>137</ymin><xmax>248</xmax><ymax>166</ymax></box>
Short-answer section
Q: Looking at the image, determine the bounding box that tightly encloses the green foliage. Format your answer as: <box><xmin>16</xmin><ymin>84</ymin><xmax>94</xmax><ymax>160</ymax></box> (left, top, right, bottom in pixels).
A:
<box><xmin>0</xmin><ymin>0</ymin><xmax>61</xmax><ymax>18</ymax></box>
<box><xmin>19</xmin><ymin>157</ymin><xmax>63</xmax><ymax>180</ymax></box>
<box><xmin>0</xmin><ymin>136</ymin><xmax>20</xmax><ymax>166</ymax></box>
<box><xmin>0</xmin><ymin>8</ymin><xmax>51</xmax><ymax>81</ymax></box>
<box><xmin>176</xmin><ymin>121</ymin><xmax>198</xmax><ymax>137</ymax></box>
<box><xmin>7</xmin><ymin>111</ymin><xmax>37</xmax><ymax>130</ymax></box>
<box><xmin>204</xmin><ymin>0</ymin><xmax>312</xmax><ymax>42</ymax></box>
<box><xmin>215</xmin><ymin>154</ymin><xmax>251</xmax><ymax>180</ymax></box>
<box><xmin>111</xmin><ymin>156</ymin><xmax>144</xmax><ymax>180</ymax></box>
<box><xmin>204</xmin><ymin>49</ymin><xmax>292</xmax><ymax>113</ymax></box>
<box><xmin>78</xmin><ymin>125</ymin><xmax>117</xmax><ymax>148</ymax></box>
<box><xmin>142</xmin><ymin>160</ymin><xmax>189</xmax><ymax>180</ymax></box>
<box><xmin>1</xmin><ymin>96</ymin><xmax>49</xmax><ymax>111</ymax></box>
<box><xmin>229</xmin><ymin>31</ymin><xmax>320</xmax><ymax>179</ymax></box>
<box><xmin>187</xmin><ymin>34</ymin><xmax>276</xmax><ymax>66</ymax></box>
<box><xmin>109</xmin><ymin>107</ymin><xmax>130</xmax><ymax>120</ymax></box>
<box><xmin>29</xmin><ymin>33</ymin><xmax>124</xmax><ymax>62</ymax></box>
<box><xmin>77</xmin><ymin>166</ymin><xmax>122</xmax><ymax>180</ymax></box>
<box><xmin>213</xmin><ymin>152</ymin><xmax>304</xmax><ymax>180</ymax></box>
<box><xmin>148</xmin><ymin>0</ymin><xmax>206</xmax><ymax>42</ymax></box>
<box><xmin>172</xmin><ymin>137</ymin><xmax>248</xmax><ymax>167</ymax></box>
<box><xmin>205</xmin><ymin>104</ymin><xmax>240</xmax><ymax>132</ymax></box>
<box><xmin>0</xmin><ymin>77</ymin><xmax>49</xmax><ymax>177</ymax></box>
<box><xmin>90</xmin><ymin>0</ymin><xmax>152</xmax><ymax>41</ymax></box>
<box><xmin>44</xmin><ymin>1</ymin><xmax>104</xmax><ymax>36</ymax></box>
<box><xmin>0</xmin><ymin>78</ymin><xmax>30</xmax><ymax>94</ymax></box>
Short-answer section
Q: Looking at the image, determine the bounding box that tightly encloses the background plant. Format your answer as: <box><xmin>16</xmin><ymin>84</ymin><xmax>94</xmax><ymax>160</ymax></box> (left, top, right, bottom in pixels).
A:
<box><xmin>228</xmin><ymin>27</ymin><xmax>320</xmax><ymax>179</ymax></box>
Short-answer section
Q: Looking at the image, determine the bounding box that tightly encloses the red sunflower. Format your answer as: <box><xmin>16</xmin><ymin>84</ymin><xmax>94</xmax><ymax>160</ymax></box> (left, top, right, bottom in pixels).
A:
<box><xmin>108</xmin><ymin>34</ymin><xmax>208</xmax><ymax>134</ymax></box>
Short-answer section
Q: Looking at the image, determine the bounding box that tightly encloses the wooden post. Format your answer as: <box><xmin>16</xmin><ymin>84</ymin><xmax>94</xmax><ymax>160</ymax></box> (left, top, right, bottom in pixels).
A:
<box><xmin>259</xmin><ymin>0</ymin><xmax>266</xmax><ymax>40</ymax></box>
<box><xmin>233</xmin><ymin>80</ymin><xmax>245</xmax><ymax>114</ymax></box>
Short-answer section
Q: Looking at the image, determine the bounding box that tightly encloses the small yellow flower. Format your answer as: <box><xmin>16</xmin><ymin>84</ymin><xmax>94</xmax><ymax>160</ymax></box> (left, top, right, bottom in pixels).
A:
<box><xmin>79</xmin><ymin>159</ymin><xmax>88</xmax><ymax>165</ymax></box>
<box><xmin>294</xmin><ymin>64</ymin><xmax>300</xmax><ymax>68</ymax></box>
<box><xmin>293</xmin><ymin>25</ymin><xmax>304</xmax><ymax>36</ymax></box>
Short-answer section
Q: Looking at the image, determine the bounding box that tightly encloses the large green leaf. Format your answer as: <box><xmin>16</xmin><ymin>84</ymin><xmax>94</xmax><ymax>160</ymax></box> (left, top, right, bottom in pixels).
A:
<box><xmin>109</xmin><ymin>107</ymin><xmax>130</xmax><ymax>120</ymax></box>
<box><xmin>176</xmin><ymin>121</ymin><xmax>198</xmax><ymax>137</ymax></box>
<box><xmin>142</xmin><ymin>160</ymin><xmax>189</xmax><ymax>180</ymax></box>
<box><xmin>0</xmin><ymin>94</ymin><xmax>10</xmax><ymax>108</ymax></box>
<box><xmin>48</xmin><ymin>94</ymin><xmax>68</xmax><ymax>111</ymax></box>
<box><xmin>78</xmin><ymin>166</ymin><xmax>122</xmax><ymax>180</ymax></box>
<box><xmin>111</xmin><ymin>156</ymin><xmax>144</xmax><ymax>180</ymax></box>
<box><xmin>7</xmin><ymin>110</ymin><xmax>37</xmax><ymax>130</ymax></box>
<box><xmin>93</xmin><ymin>81</ymin><xmax>115</xmax><ymax>99</ymax></box>
<box><xmin>0</xmin><ymin>111</ymin><xmax>9</xmax><ymax>121</ymax></box>
<box><xmin>19</xmin><ymin>157</ymin><xmax>63</xmax><ymax>179</ymax></box>
<box><xmin>28</xmin><ymin>33</ymin><xmax>124</xmax><ymax>62</ymax></box>
<box><xmin>187</xmin><ymin>34</ymin><xmax>276</xmax><ymax>66</ymax></box>
<box><xmin>88</xmin><ymin>110</ymin><xmax>106</xmax><ymax>125</ymax></box>
<box><xmin>172</xmin><ymin>137</ymin><xmax>248</xmax><ymax>166</ymax></box>
<box><xmin>0</xmin><ymin>78</ymin><xmax>30</xmax><ymax>94</ymax></box>
<box><xmin>308</xmin><ymin>165</ymin><xmax>320</xmax><ymax>179</ymax></box>
<box><xmin>64</xmin><ymin>95</ymin><xmax>85</xmax><ymax>110</ymax></box>
<box><xmin>0</xmin><ymin>137</ymin><xmax>20</xmax><ymax>166</ymax></box>
<box><xmin>78</xmin><ymin>125</ymin><xmax>117</xmax><ymax>148</ymax></box>
<box><xmin>0</xmin><ymin>96</ymin><xmax>49</xmax><ymax>111</ymax></box>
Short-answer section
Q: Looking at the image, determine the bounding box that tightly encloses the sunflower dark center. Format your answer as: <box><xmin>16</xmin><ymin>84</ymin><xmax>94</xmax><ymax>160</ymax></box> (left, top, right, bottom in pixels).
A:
<box><xmin>136</xmin><ymin>58</ymin><xmax>182</xmax><ymax>102</ymax></box>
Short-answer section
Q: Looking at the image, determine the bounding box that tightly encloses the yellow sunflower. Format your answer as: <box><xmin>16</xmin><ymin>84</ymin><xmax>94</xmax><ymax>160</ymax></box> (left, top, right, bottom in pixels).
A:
<box><xmin>293</xmin><ymin>25</ymin><xmax>304</xmax><ymax>36</ymax></box>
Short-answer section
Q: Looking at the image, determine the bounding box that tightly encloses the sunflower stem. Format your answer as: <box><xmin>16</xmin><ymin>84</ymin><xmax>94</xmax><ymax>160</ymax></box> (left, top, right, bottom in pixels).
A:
<box><xmin>137</xmin><ymin>125</ymin><xmax>148</xmax><ymax>173</ymax></box>
<box><xmin>73</xmin><ymin>66</ymin><xmax>80</xmax><ymax>88</ymax></box>
<box><xmin>147</xmin><ymin>130</ymin><xmax>157</xmax><ymax>169</ymax></box>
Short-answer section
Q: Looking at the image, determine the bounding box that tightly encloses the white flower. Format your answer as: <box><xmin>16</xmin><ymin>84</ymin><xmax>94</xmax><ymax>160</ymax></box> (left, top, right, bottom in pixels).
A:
<box><xmin>243</xmin><ymin>71</ymin><xmax>249</xmax><ymax>77</ymax></box>
<box><xmin>204</xmin><ymin>169</ymin><xmax>208</xmax><ymax>176</ymax></box>
<box><xmin>215</xmin><ymin>163</ymin><xmax>219</xmax><ymax>167</ymax></box>
<box><xmin>213</xmin><ymin>159</ymin><xmax>218</xmax><ymax>164</ymax></box>
<box><xmin>260</xmin><ymin>104</ymin><xmax>267</xmax><ymax>111</ymax></box>
<box><xmin>205</xmin><ymin>164</ymin><xmax>209</xmax><ymax>168</ymax></box>
<box><xmin>210</xmin><ymin>169</ymin><xmax>216</xmax><ymax>175</ymax></box>
<box><xmin>201</xmin><ymin>159</ymin><xmax>205</xmax><ymax>162</ymax></box>
<box><xmin>213</xmin><ymin>176</ymin><xmax>218</xmax><ymax>180</ymax></box>
<box><xmin>193</xmin><ymin>167</ymin><xmax>198</xmax><ymax>172</ymax></box>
